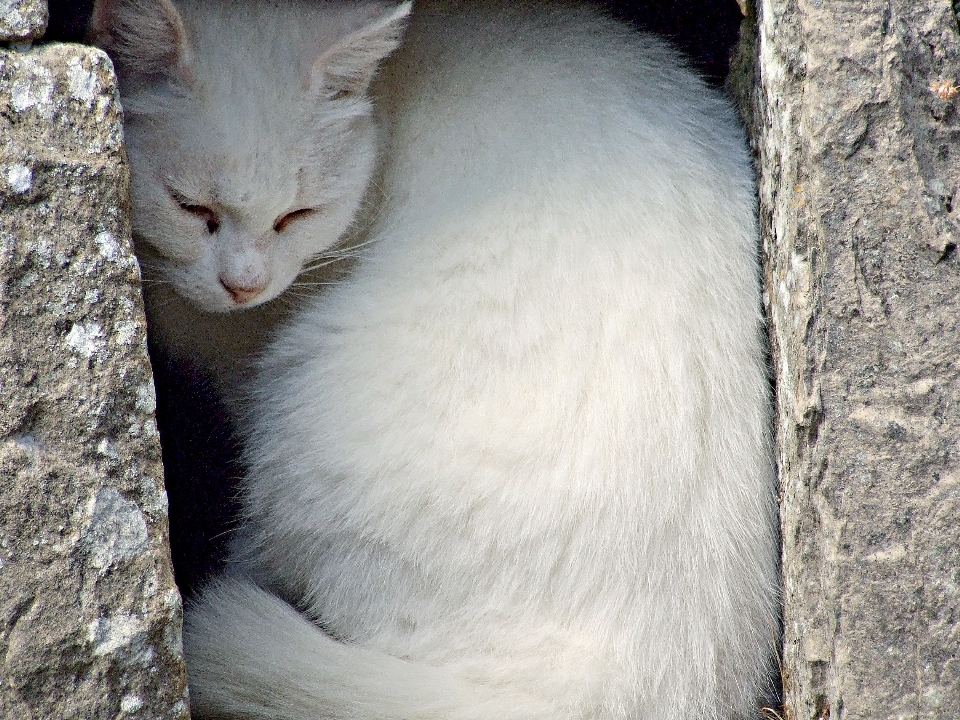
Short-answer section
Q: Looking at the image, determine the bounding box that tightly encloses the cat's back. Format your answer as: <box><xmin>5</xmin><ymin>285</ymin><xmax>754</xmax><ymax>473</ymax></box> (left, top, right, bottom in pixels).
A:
<box><xmin>250</xmin><ymin>0</ymin><xmax>767</xmax><ymax>532</ymax></box>
<box><xmin>262</xmin><ymin>0</ymin><xmax>764</xmax><ymax>429</ymax></box>
<box><xmin>239</xmin><ymin>7</ymin><xmax>774</xmax><ymax>706</ymax></box>
<box><xmin>298</xmin><ymin>0</ymin><xmax>763</xmax><ymax>363</ymax></box>
<box><xmin>373</xmin><ymin>1</ymin><xmax>752</xmax><ymax>219</ymax></box>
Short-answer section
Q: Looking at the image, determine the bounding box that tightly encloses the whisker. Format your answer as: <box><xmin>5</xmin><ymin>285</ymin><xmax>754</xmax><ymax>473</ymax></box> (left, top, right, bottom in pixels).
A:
<box><xmin>290</xmin><ymin>281</ymin><xmax>339</xmax><ymax>288</ymax></box>
<box><xmin>301</xmin><ymin>257</ymin><xmax>349</xmax><ymax>272</ymax></box>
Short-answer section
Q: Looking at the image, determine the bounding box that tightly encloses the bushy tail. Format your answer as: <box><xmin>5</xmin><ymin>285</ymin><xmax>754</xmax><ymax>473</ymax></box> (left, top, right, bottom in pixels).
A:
<box><xmin>182</xmin><ymin>575</ymin><xmax>553</xmax><ymax>720</ymax></box>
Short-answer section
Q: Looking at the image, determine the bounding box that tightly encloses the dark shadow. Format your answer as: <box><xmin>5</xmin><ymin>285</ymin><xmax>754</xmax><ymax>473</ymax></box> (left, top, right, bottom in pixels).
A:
<box><xmin>149</xmin><ymin>343</ymin><xmax>242</xmax><ymax>599</ymax></box>
<box><xmin>607</xmin><ymin>0</ymin><xmax>743</xmax><ymax>86</ymax></box>
<box><xmin>45</xmin><ymin>0</ymin><xmax>95</xmax><ymax>43</ymax></box>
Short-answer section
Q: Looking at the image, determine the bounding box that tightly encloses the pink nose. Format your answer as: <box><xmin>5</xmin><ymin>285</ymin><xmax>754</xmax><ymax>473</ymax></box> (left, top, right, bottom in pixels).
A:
<box><xmin>220</xmin><ymin>277</ymin><xmax>266</xmax><ymax>304</ymax></box>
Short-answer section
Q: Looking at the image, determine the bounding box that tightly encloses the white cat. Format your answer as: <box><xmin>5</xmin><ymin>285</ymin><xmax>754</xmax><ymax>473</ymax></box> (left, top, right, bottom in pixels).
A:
<box><xmin>89</xmin><ymin>0</ymin><xmax>396</xmax><ymax>392</ymax></box>
<box><xmin>92</xmin><ymin>0</ymin><xmax>778</xmax><ymax>718</ymax></box>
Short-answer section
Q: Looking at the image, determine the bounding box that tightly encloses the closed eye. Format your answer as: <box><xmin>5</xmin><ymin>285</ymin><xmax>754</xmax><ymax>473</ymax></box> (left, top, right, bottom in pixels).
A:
<box><xmin>168</xmin><ymin>187</ymin><xmax>220</xmax><ymax>234</ymax></box>
<box><xmin>273</xmin><ymin>208</ymin><xmax>317</xmax><ymax>233</ymax></box>
<box><xmin>182</xmin><ymin>203</ymin><xmax>221</xmax><ymax>234</ymax></box>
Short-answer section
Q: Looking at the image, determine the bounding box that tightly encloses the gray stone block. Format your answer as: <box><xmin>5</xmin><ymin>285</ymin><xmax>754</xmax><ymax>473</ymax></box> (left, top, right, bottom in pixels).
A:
<box><xmin>736</xmin><ymin>0</ymin><xmax>960</xmax><ymax>716</ymax></box>
<box><xmin>0</xmin><ymin>42</ymin><xmax>189</xmax><ymax>718</ymax></box>
<box><xmin>0</xmin><ymin>0</ymin><xmax>47</xmax><ymax>42</ymax></box>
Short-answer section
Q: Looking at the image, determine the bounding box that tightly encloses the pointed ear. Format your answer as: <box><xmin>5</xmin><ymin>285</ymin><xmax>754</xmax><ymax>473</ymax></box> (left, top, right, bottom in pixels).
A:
<box><xmin>87</xmin><ymin>0</ymin><xmax>193</xmax><ymax>86</ymax></box>
<box><xmin>311</xmin><ymin>2</ymin><xmax>412</xmax><ymax>98</ymax></box>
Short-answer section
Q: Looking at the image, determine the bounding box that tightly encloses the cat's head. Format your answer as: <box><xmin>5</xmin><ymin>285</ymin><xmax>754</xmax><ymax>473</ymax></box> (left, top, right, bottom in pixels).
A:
<box><xmin>89</xmin><ymin>0</ymin><xmax>411</xmax><ymax>312</ymax></box>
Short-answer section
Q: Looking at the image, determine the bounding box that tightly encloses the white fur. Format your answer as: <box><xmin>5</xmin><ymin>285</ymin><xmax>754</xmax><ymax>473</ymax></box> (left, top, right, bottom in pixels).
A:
<box><xmin>90</xmin><ymin>0</ymin><xmax>406</xmax><ymax>388</ymax></box>
<box><xmin>104</xmin><ymin>0</ymin><xmax>779</xmax><ymax>717</ymax></box>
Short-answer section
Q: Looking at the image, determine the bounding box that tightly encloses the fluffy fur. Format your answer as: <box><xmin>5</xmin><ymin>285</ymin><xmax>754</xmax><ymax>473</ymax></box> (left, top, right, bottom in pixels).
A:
<box><xmin>90</xmin><ymin>0</ymin><xmax>403</xmax><ymax>389</ymax></box>
<box><xmin>95</xmin><ymin>0</ymin><xmax>778</xmax><ymax>717</ymax></box>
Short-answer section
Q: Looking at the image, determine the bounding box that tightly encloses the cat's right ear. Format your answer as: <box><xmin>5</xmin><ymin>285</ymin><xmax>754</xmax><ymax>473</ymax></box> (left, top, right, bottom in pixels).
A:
<box><xmin>87</xmin><ymin>0</ymin><xmax>193</xmax><ymax>86</ymax></box>
<box><xmin>310</xmin><ymin>1</ymin><xmax>413</xmax><ymax>98</ymax></box>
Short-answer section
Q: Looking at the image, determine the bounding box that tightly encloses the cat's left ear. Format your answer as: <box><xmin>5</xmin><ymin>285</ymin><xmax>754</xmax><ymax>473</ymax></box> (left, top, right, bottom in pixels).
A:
<box><xmin>311</xmin><ymin>1</ymin><xmax>413</xmax><ymax>98</ymax></box>
<box><xmin>87</xmin><ymin>0</ymin><xmax>194</xmax><ymax>87</ymax></box>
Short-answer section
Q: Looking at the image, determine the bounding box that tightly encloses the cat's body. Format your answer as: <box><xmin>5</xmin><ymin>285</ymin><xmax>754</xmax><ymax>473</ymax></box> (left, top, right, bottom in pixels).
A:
<box><xmin>92</xmin><ymin>0</ymin><xmax>778</xmax><ymax>717</ymax></box>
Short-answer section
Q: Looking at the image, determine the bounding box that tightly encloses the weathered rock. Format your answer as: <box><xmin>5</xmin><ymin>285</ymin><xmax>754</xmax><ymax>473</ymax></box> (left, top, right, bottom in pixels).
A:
<box><xmin>0</xmin><ymin>41</ymin><xmax>189</xmax><ymax>719</ymax></box>
<box><xmin>736</xmin><ymin>0</ymin><xmax>960</xmax><ymax>717</ymax></box>
<box><xmin>0</xmin><ymin>0</ymin><xmax>47</xmax><ymax>41</ymax></box>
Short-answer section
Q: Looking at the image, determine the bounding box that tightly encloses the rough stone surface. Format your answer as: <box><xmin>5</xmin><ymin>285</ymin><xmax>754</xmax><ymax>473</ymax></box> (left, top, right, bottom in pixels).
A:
<box><xmin>0</xmin><ymin>0</ymin><xmax>47</xmax><ymax>42</ymax></box>
<box><xmin>0</xmin><ymin>43</ymin><xmax>189</xmax><ymax>718</ymax></box>
<box><xmin>735</xmin><ymin>0</ymin><xmax>960</xmax><ymax>717</ymax></box>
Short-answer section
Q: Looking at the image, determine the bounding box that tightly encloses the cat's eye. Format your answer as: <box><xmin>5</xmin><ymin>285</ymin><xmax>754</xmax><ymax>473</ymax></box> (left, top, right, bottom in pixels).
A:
<box><xmin>169</xmin><ymin>188</ymin><xmax>221</xmax><ymax>234</ymax></box>
<box><xmin>273</xmin><ymin>208</ymin><xmax>317</xmax><ymax>233</ymax></box>
<box><xmin>182</xmin><ymin>204</ymin><xmax>220</xmax><ymax>234</ymax></box>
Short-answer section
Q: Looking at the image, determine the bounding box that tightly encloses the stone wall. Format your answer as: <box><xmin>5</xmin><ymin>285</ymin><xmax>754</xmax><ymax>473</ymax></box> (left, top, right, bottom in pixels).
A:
<box><xmin>0</xmin><ymin>2</ymin><xmax>189</xmax><ymax>717</ymax></box>
<box><xmin>737</xmin><ymin>0</ymin><xmax>960</xmax><ymax>716</ymax></box>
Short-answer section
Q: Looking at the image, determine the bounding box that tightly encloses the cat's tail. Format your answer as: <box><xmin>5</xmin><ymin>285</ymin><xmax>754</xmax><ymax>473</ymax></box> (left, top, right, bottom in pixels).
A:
<box><xmin>182</xmin><ymin>575</ymin><xmax>560</xmax><ymax>720</ymax></box>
